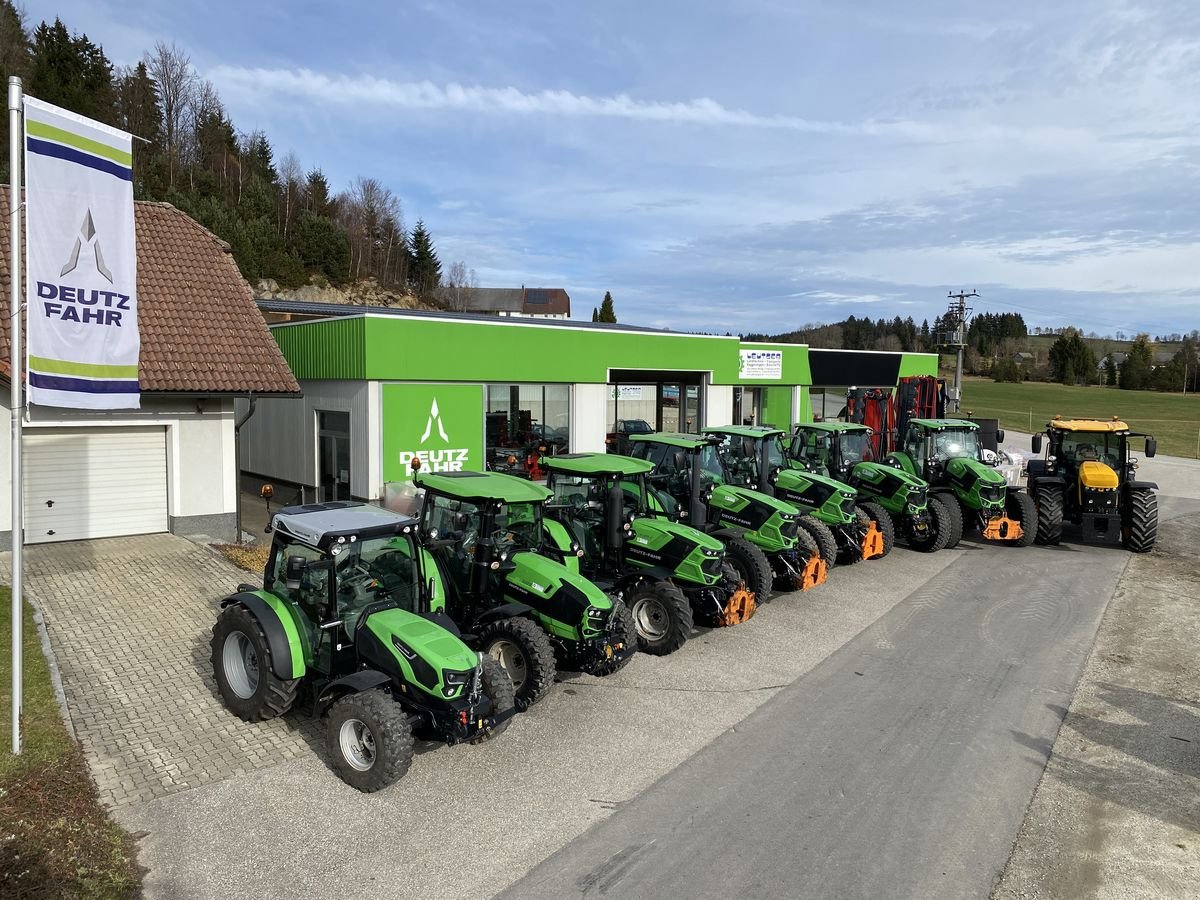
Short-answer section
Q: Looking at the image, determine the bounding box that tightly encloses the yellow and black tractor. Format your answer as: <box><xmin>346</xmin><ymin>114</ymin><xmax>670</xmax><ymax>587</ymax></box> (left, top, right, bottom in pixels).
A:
<box><xmin>1026</xmin><ymin>417</ymin><xmax>1158</xmax><ymax>552</ymax></box>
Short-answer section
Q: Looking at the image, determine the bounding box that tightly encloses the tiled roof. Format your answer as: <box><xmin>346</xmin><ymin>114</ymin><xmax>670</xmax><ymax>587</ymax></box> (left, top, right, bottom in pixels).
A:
<box><xmin>0</xmin><ymin>187</ymin><xmax>300</xmax><ymax>394</ymax></box>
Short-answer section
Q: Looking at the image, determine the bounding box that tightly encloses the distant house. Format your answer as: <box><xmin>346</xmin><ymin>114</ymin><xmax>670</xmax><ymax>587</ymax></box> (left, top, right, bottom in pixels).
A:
<box><xmin>1012</xmin><ymin>351</ymin><xmax>1035</xmax><ymax>366</ymax></box>
<box><xmin>441</xmin><ymin>287</ymin><xmax>571</xmax><ymax>319</ymax></box>
<box><xmin>1097</xmin><ymin>351</ymin><xmax>1128</xmax><ymax>370</ymax></box>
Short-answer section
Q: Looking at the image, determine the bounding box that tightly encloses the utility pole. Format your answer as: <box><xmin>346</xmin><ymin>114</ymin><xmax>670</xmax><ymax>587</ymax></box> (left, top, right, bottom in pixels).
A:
<box><xmin>943</xmin><ymin>289</ymin><xmax>977</xmax><ymax>413</ymax></box>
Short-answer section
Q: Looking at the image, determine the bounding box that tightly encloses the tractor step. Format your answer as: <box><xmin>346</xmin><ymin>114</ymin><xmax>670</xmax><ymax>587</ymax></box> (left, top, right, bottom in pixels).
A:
<box><xmin>715</xmin><ymin>585</ymin><xmax>757</xmax><ymax>627</ymax></box>
<box><xmin>982</xmin><ymin>515</ymin><xmax>1024</xmax><ymax>542</ymax></box>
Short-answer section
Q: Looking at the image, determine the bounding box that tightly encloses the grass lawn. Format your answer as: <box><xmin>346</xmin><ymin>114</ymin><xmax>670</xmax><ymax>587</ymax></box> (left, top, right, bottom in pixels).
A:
<box><xmin>0</xmin><ymin>589</ymin><xmax>142</xmax><ymax>898</ymax></box>
<box><xmin>959</xmin><ymin>378</ymin><xmax>1200</xmax><ymax>458</ymax></box>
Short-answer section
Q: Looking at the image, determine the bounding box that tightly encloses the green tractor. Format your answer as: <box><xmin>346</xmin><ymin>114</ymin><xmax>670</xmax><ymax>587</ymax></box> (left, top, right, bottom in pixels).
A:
<box><xmin>626</xmin><ymin>432</ymin><xmax>828</xmax><ymax>597</ymax></box>
<box><xmin>413</xmin><ymin>470</ymin><xmax>636</xmax><ymax>701</ymax></box>
<box><xmin>541</xmin><ymin>453</ymin><xmax>758</xmax><ymax>656</ymax></box>
<box><xmin>1026</xmin><ymin>417</ymin><xmax>1159</xmax><ymax>552</ymax></box>
<box><xmin>788</xmin><ymin>422</ymin><xmax>951</xmax><ymax>553</ymax></box>
<box><xmin>703</xmin><ymin>426</ymin><xmax>887</xmax><ymax>567</ymax></box>
<box><xmin>211</xmin><ymin>502</ymin><xmax>515</xmax><ymax>792</ymax></box>
<box><xmin>884</xmin><ymin>418</ymin><xmax>1035</xmax><ymax>547</ymax></box>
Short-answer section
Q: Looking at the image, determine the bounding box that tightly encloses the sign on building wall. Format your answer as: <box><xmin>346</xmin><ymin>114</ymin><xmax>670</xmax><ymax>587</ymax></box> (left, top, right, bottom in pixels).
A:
<box><xmin>739</xmin><ymin>349</ymin><xmax>783</xmax><ymax>380</ymax></box>
<box><xmin>382</xmin><ymin>383</ymin><xmax>485</xmax><ymax>482</ymax></box>
<box><xmin>24</xmin><ymin>96</ymin><xmax>140</xmax><ymax>409</ymax></box>
<box><xmin>611</xmin><ymin>385</ymin><xmax>644</xmax><ymax>400</ymax></box>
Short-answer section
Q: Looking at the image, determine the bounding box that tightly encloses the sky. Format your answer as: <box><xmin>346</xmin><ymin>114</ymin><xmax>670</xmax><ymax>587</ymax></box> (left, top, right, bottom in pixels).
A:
<box><xmin>30</xmin><ymin>0</ymin><xmax>1200</xmax><ymax>337</ymax></box>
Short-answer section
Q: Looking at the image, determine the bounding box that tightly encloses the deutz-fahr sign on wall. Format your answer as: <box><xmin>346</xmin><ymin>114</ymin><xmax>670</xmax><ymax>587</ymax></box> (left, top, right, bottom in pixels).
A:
<box><xmin>382</xmin><ymin>383</ymin><xmax>484</xmax><ymax>482</ymax></box>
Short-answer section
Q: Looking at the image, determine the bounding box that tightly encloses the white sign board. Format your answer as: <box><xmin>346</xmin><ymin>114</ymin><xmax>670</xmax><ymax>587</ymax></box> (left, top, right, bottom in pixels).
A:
<box><xmin>739</xmin><ymin>349</ymin><xmax>783</xmax><ymax>380</ymax></box>
<box><xmin>611</xmin><ymin>385</ymin><xmax>644</xmax><ymax>400</ymax></box>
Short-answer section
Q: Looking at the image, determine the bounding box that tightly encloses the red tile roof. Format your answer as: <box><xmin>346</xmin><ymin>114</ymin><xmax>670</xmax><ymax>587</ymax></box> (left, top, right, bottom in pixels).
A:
<box><xmin>0</xmin><ymin>187</ymin><xmax>300</xmax><ymax>394</ymax></box>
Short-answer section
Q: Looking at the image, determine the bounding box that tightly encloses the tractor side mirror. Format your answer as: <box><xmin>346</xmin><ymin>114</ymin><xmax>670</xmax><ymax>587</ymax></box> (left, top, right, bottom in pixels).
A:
<box><xmin>285</xmin><ymin>555</ymin><xmax>307</xmax><ymax>590</ymax></box>
<box><xmin>996</xmin><ymin>429</ymin><xmax>1005</xmax><ymax>444</ymax></box>
<box><xmin>1145</xmin><ymin>438</ymin><xmax>1156</xmax><ymax>458</ymax></box>
<box><xmin>1031</xmin><ymin>434</ymin><xmax>1042</xmax><ymax>454</ymax></box>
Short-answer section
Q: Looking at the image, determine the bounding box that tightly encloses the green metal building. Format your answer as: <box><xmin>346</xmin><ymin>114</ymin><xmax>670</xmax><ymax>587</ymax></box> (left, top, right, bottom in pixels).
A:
<box><xmin>238</xmin><ymin>303</ymin><xmax>937</xmax><ymax>503</ymax></box>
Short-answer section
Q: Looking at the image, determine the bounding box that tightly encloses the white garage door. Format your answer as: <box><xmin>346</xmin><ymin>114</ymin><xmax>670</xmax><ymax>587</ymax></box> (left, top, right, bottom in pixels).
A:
<box><xmin>24</xmin><ymin>427</ymin><xmax>168</xmax><ymax>544</ymax></box>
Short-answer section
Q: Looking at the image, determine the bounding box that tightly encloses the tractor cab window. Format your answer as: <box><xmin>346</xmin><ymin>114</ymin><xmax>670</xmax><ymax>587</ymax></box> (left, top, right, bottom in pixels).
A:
<box><xmin>697</xmin><ymin>443</ymin><xmax>725</xmax><ymax>489</ymax></box>
<box><xmin>332</xmin><ymin>535</ymin><xmax>420</xmax><ymax>636</ymax></box>
<box><xmin>932</xmin><ymin>429</ymin><xmax>980</xmax><ymax>460</ymax></box>
<box><xmin>490</xmin><ymin>501</ymin><xmax>543</xmax><ymax>552</ymax></box>
<box><xmin>903</xmin><ymin>426</ymin><xmax>924</xmax><ymax>463</ymax></box>
<box><xmin>269</xmin><ymin>541</ymin><xmax>328</xmax><ymax>625</ymax></box>
<box><xmin>549</xmin><ymin>474</ymin><xmax>610</xmax><ymax>559</ymax></box>
<box><xmin>426</xmin><ymin>495</ymin><xmax>483</xmax><ymax>545</ymax></box>
<box><xmin>1060</xmin><ymin>433</ymin><xmax>1117</xmax><ymax>468</ymax></box>
<box><xmin>840</xmin><ymin>430</ymin><xmax>872</xmax><ymax>464</ymax></box>
<box><xmin>793</xmin><ymin>429</ymin><xmax>832</xmax><ymax>471</ymax></box>
<box><xmin>713</xmin><ymin>434</ymin><xmax>757</xmax><ymax>485</ymax></box>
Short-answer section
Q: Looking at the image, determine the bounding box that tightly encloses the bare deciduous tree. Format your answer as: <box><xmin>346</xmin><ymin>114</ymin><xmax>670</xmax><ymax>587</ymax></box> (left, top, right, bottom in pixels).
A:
<box><xmin>145</xmin><ymin>41</ymin><xmax>195</xmax><ymax>190</ymax></box>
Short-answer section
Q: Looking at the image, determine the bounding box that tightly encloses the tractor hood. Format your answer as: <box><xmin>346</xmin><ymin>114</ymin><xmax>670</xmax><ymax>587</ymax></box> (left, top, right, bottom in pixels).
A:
<box><xmin>852</xmin><ymin>460</ymin><xmax>927</xmax><ymax>490</ymax></box>
<box><xmin>774</xmin><ymin>467</ymin><xmax>854</xmax><ymax>496</ymax></box>
<box><xmin>631</xmin><ymin>515</ymin><xmax>725</xmax><ymax>553</ymax></box>
<box><xmin>714</xmin><ymin>483</ymin><xmax>798</xmax><ymax>516</ymax></box>
<box><xmin>946</xmin><ymin>457</ymin><xmax>1008</xmax><ymax>487</ymax></box>
<box><xmin>363</xmin><ymin>607</ymin><xmax>478</xmax><ymax>673</ymax></box>
<box><xmin>508</xmin><ymin>550</ymin><xmax>612</xmax><ymax>609</ymax></box>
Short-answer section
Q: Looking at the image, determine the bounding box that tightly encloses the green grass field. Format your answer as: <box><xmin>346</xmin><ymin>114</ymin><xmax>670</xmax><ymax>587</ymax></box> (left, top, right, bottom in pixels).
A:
<box><xmin>958</xmin><ymin>378</ymin><xmax>1200</xmax><ymax>458</ymax></box>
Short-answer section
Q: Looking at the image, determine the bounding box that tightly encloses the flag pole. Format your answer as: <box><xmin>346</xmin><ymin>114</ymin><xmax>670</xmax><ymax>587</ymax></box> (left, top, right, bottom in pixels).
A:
<box><xmin>9</xmin><ymin>75</ymin><xmax>23</xmax><ymax>755</ymax></box>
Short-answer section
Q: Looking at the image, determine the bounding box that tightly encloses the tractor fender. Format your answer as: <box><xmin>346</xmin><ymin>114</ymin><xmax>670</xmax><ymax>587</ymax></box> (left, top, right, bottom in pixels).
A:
<box><xmin>708</xmin><ymin>526</ymin><xmax>746</xmax><ymax>541</ymax></box>
<box><xmin>614</xmin><ymin>567</ymin><xmax>673</xmax><ymax>594</ymax></box>
<box><xmin>476</xmin><ymin>602</ymin><xmax>535</xmax><ymax>627</ymax></box>
<box><xmin>219</xmin><ymin>591</ymin><xmax>304</xmax><ymax>681</ymax></box>
<box><xmin>1029</xmin><ymin>475</ymin><xmax>1067</xmax><ymax>489</ymax></box>
<box><xmin>316</xmin><ymin>669</ymin><xmax>393</xmax><ymax>711</ymax></box>
<box><xmin>1126</xmin><ymin>480</ymin><xmax>1159</xmax><ymax>491</ymax></box>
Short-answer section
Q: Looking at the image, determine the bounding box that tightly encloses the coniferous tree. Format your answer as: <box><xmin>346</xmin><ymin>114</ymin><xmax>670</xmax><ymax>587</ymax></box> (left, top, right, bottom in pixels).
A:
<box><xmin>28</xmin><ymin>18</ymin><xmax>117</xmax><ymax>125</ymax></box>
<box><xmin>114</xmin><ymin>62</ymin><xmax>164</xmax><ymax>198</ymax></box>
<box><xmin>1119</xmin><ymin>335</ymin><xmax>1154</xmax><ymax>390</ymax></box>
<box><xmin>592</xmin><ymin>307</ymin><xmax>599</xmax><ymax>322</ymax></box>
<box><xmin>408</xmin><ymin>219</ymin><xmax>442</xmax><ymax>298</ymax></box>
<box><xmin>598</xmin><ymin>291</ymin><xmax>617</xmax><ymax>323</ymax></box>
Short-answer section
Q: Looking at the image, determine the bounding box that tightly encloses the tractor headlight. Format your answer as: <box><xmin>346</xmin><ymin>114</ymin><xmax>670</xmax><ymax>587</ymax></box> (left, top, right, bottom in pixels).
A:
<box><xmin>623</xmin><ymin>522</ymin><xmax>632</xmax><ymax>532</ymax></box>
<box><xmin>701</xmin><ymin>547</ymin><xmax>721</xmax><ymax>557</ymax></box>
<box><xmin>585</xmin><ymin>606</ymin><xmax>606</xmax><ymax>620</ymax></box>
<box><xmin>441</xmin><ymin>668</ymin><xmax>473</xmax><ymax>698</ymax></box>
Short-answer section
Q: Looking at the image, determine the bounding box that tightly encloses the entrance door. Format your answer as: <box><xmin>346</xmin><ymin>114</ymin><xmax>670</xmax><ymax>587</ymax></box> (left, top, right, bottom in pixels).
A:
<box><xmin>734</xmin><ymin>387</ymin><xmax>763</xmax><ymax>426</ymax></box>
<box><xmin>317</xmin><ymin>410</ymin><xmax>351</xmax><ymax>501</ymax></box>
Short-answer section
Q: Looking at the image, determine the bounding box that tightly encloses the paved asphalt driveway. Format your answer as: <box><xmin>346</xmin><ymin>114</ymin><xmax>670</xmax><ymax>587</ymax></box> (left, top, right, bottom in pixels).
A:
<box><xmin>15</xmin><ymin>534</ymin><xmax>309</xmax><ymax>807</ymax></box>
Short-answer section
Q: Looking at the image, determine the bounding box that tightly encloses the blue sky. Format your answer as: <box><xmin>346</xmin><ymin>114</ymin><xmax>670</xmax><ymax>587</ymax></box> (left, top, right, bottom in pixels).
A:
<box><xmin>32</xmin><ymin>0</ymin><xmax>1200</xmax><ymax>336</ymax></box>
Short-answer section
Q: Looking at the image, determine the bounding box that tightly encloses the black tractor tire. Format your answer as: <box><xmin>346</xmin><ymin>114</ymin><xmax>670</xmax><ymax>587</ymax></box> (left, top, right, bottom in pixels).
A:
<box><xmin>327</xmin><ymin>688</ymin><xmax>414</xmax><ymax>792</ymax></box>
<box><xmin>477</xmin><ymin>617</ymin><xmax>556</xmax><ymax>711</ymax></box>
<box><xmin>935</xmin><ymin>493</ymin><xmax>964</xmax><ymax>549</ymax></box>
<box><xmin>628</xmin><ymin>580</ymin><xmax>692</xmax><ymax>656</ymax></box>
<box><xmin>1123</xmin><ymin>488</ymin><xmax>1158</xmax><ymax>553</ymax></box>
<box><xmin>724</xmin><ymin>535</ymin><xmax>774</xmax><ymax>604</ymax></box>
<box><xmin>1033</xmin><ymin>484</ymin><xmax>1064</xmax><ymax>545</ymax></box>
<box><xmin>471</xmin><ymin>657</ymin><xmax>516</xmax><ymax>744</ymax></box>
<box><xmin>1006</xmin><ymin>490</ymin><xmax>1038</xmax><ymax>547</ymax></box>
<box><xmin>858</xmin><ymin>502</ymin><xmax>895</xmax><ymax>559</ymax></box>
<box><xmin>585</xmin><ymin>599</ymin><xmax>639</xmax><ymax>676</ymax></box>
<box><xmin>797</xmin><ymin>515</ymin><xmax>839</xmax><ymax>568</ymax></box>
<box><xmin>909</xmin><ymin>498</ymin><xmax>952</xmax><ymax>553</ymax></box>
<box><xmin>211</xmin><ymin>605</ymin><xmax>299</xmax><ymax>721</ymax></box>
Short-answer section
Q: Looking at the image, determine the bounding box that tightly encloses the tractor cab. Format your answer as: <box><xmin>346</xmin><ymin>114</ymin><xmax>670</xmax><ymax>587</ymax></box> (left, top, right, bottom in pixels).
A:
<box><xmin>789</xmin><ymin>422</ymin><xmax>875</xmax><ymax>480</ymax></box>
<box><xmin>1026</xmin><ymin>417</ymin><xmax>1159</xmax><ymax>550</ymax></box>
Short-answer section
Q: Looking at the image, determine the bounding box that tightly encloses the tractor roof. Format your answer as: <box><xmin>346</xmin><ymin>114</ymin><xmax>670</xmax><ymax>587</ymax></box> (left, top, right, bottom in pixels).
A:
<box><xmin>272</xmin><ymin>501</ymin><xmax>416</xmax><ymax>550</ymax></box>
<box><xmin>1047</xmin><ymin>417</ymin><xmax>1130</xmax><ymax>433</ymax></box>
<box><xmin>909</xmin><ymin>418</ymin><xmax>979</xmax><ymax>431</ymax></box>
<box><xmin>703</xmin><ymin>425</ymin><xmax>784</xmax><ymax>440</ymax></box>
<box><xmin>543</xmin><ymin>453</ymin><xmax>655</xmax><ymax>477</ymax></box>
<box><xmin>414</xmin><ymin>471</ymin><xmax>552</xmax><ymax>504</ymax></box>
<box><xmin>792</xmin><ymin>421</ymin><xmax>869</xmax><ymax>434</ymax></box>
<box><xmin>626</xmin><ymin>432</ymin><xmax>716</xmax><ymax>449</ymax></box>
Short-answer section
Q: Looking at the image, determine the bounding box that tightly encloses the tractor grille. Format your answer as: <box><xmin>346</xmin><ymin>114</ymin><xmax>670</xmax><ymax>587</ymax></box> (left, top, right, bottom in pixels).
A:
<box><xmin>908</xmin><ymin>486</ymin><xmax>928</xmax><ymax>508</ymax></box>
<box><xmin>701</xmin><ymin>556</ymin><xmax>723</xmax><ymax>579</ymax></box>
<box><xmin>780</xmin><ymin>519</ymin><xmax>799</xmax><ymax>540</ymax></box>
<box><xmin>980</xmin><ymin>485</ymin><xmax>1005</xmax><ymax>504</ymax></box>
<box><xmin>840</xmin><ymin>495</ymin><xmax>857</xmax><ymax>517</ymax></box>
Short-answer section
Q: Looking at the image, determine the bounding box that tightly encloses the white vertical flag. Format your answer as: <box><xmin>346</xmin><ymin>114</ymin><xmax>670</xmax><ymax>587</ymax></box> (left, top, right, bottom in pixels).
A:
<box><xmin>24</xmin><ymin>96</ymin><xmax>139</xmax><ymax>409</ymax></box>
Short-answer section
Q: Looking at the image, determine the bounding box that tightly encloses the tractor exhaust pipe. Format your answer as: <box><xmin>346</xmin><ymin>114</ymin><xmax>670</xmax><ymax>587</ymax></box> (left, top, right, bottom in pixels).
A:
<box><xmin>606</xmin><ymin>477</ymin><xmax>625</xmax><ymax>552</ymax></box>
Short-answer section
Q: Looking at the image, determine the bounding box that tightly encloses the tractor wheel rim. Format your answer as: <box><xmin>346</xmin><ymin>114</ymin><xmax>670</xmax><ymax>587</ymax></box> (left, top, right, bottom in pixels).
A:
<box><xmin>339</xmin><ymin>719</ymin><xmax>376</xmax><ymax>772</ymax></box>
<box><xmin>631</xmin><ymin>595</ymin><xmax>669</xmax><ymax>642</ymax></box>
<box><xmin>222</xmin><ymin>632</ymin><xmax>259</xmax><ymax>699</ymax></box>
<box><xmin>487</xmin><ymin>639</ymin><xmax>528</xmax><ymax>691</ymax></box>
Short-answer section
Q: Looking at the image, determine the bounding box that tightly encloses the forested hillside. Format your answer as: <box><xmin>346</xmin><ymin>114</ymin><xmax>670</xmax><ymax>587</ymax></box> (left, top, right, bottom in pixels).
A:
<box><xmin>0</xmin><ymin>5</ymin><xmax>462</xmax><ymax>303</ymax></box>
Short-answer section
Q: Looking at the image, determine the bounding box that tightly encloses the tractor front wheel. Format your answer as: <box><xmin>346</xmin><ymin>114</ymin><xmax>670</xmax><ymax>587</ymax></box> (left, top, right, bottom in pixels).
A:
<box><xmin>909</xmin><ymin>499</ymin><xmax>951</xmax><ymax>553</ymax></box>
<box><xmin>478</xmin><ymin>617</ymin><xmax>556</xmax><ymax>711</ymax></box>
<box><xmin>935</xmin><ymin>494</ymin><xmax>964</xmax><ymax>548</ymax></box>
<box><xmin>471</xmin><ymin>657</ymin><xmax>516</xmax><ymax>744</ymax></box>
<box><xmin>628</xmin><ymin>581</ymin><xmax>692</xmax><ymax>656</ymax></box>
<box><xmin>724</xmin><ymin>536</ymin><xmax>774</xmax><ymax>603</ymax></box>
<box><xmin>584</xmin><ymin>599</ymin><xmax>639</xmax><ymax>676</ymax></box>
<box><xmin>1005</xmin><ymin>491</ymin><xmax>1037</xmax><ymax>547</ymax></box>
<box><xmin>797</xmin><ymin>516</ymin><xmax>838</xmax><ymax>568</ymax></box>
<box><xmin>1123</xmin><ymin>488</ymin><xmax>1158</xmax><ymax>553</ymax></box>
<box><xmin>858</xmin><ymin>502</ymin><xmax>895</xmax><ymax>559</ymax></box>
<box><xmin>327</xmin><ymin>689</ymin><xmax>414</xmax><ymax>792</ymax></box>
<box><xmin>211</xmin><ymin>605</ymin><xmax>299</xmax><ymax>721</ymax></box>
<box><xmin>1033</xmin><ymin>485</ymin><xmax>1064</xmax><ymax>545</ymax></box>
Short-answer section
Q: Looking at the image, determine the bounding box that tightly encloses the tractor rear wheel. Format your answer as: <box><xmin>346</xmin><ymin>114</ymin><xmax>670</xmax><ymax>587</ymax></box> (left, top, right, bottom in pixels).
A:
<box><xmin>935</xmin><ymin>494</ymin><xmax>963</xmax><ymax>548</ymax></box>
<box><xmin>909</xmin><ymin>499</ymin><xmax>950</xmax><ymax>553</ymax></box>
<box><xmin>797</xmin><ymin>515</ymin><xmax>838</xmax><ymax>568</ymax></box>
<box><xmin>471</xmin><ymin>657</ymin><xmax>516</xmax><ymax>744</ymax></box>
<box><xmin>1006</xmin><ymin>491</ymin><xmax>1037</xmax><ymax>547</ymax></box>
<box><xmin>1033</xmin><ymin>485</ymin><xmax>1064</xmax><ymax>545</ymax></box>
<box><xmin>628</xmin><ymin>581</ymin><xmax>692</xmax><ymax>656</ymax></box>
<box><xmin>1123</xmin><ymin>488</ymin><xmax>1158</xmax><ymax>553</ymax></box>
<box><xmin>585</xmin><ymin>599</ymin><xmax>638</xmax><ymax>676</ymax></box>
<box><xmin>858</xmin><ymin>502</ymin><xmax>895</xmax><ymax>559</ymax></box>
<box><xmin>478</xmin><ymin>617</ymin><xmax>556</xmax><ymax>711</ymax></box>
<box><xmin>327</xmin><ymin>688</ymin><xmax>414</xmax><ymax>792</ymax></box>
<box><xmin>211</xmin><ymin>605</ymin><xmax>299</xmax><ymax>721</ymax></box>
<box><xmin>724</xmin><ymin>536</ymin><xmax>774</xmax><ymax>603</ymax></box>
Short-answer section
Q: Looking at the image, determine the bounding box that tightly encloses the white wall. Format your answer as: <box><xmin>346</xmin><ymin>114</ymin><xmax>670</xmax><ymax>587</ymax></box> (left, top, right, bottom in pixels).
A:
<box><xmin>571</xmin><ymin>383</ymin><xmax>609</xmax><ymax>452</ymax></box>
<box><xmin>0</xmin><ymin>394</ymin><xmax>237</xmax><ymax>532</ymax></box>
<box><xmin>705</xmin><ymin>384</ymin><xmax>734</xmax><ymax>428</ymax></box>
